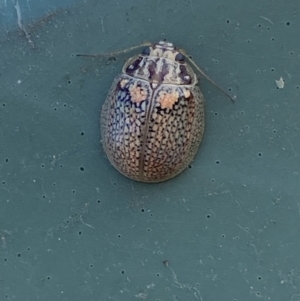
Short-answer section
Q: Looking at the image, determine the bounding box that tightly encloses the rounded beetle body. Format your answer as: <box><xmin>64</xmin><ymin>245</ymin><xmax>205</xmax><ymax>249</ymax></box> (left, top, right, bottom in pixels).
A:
<box><xmin>101</xmin><ymin>41</ymin><xmax>204</xmax><ymax>183</ymax></box>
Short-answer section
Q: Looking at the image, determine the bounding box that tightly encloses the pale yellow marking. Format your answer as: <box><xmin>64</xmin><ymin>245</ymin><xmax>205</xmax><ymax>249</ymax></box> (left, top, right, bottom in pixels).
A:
<box><xmin>129</xmin><ymin>82</ymin><xmax>147</xmax><ymax>103</ymax></box>
<box><xmin>158</xmin><ymin>91</ymin><xmax>179</xmax><ymax>109</ymax></box>
<box><xmin>183</xmin><ymin>88</ymin><xmax>191</xmax><ymax>98</ymax></box>
<box><xmin>120</xmin><ymin>79</ymin><xmax>129</xmax><ymax>88</ymax></box>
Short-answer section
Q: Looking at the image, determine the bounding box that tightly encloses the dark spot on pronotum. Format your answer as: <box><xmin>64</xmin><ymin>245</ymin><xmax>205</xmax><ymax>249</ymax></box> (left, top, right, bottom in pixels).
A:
<box><xmin>142</xmin><ymin>47</ymin><xmax>151</xmax><ymax>56</ymax></box>
<box><xmin>175</xmin><ymin>53</ymin><xmax>185</xmax><ymax>62</ymax></box>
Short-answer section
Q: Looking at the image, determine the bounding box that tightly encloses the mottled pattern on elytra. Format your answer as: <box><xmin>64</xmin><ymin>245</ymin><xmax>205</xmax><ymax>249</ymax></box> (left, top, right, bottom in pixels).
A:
<box><xmin>101</xmin><ymin>75</ymin><xmax>204</xmax><ymax>183</ymax></box>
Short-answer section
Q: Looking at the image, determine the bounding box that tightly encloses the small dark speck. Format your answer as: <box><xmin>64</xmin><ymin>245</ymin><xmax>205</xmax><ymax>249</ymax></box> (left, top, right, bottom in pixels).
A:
<box><xmin>286</xmin><ymin>21</ymin><xmax>290</xmax><ymax>26</ymax></box>
<box><xmin>257</xmin><ymin>152</ymin><xmax>262</xmax><ymax>157</ymax></box>
<box><xmin>80</xmin><ymin>167</ymin><xmax>85</xmax><ymax>171</ymax></box>
<box><xmin>163</xmin><ymin>260</ymin><xmax>169</xmax><ymax>267</ymax></box>
<box><xmin>17</xmin><ymin>253</ymin><xmax>22</xmax><ymax>257</ymax></box>
<box><xmin>215</xmin><ymin>160</ymin><xmax>220</xmax><ymax>164</ymax></box>
<box><xmin>206</xmin><ymin>214</ymin><xmax>211</xmax><ymax>219</ymax></box>
<box><xmin>80</xmin><ymin>132</ymin><xmax>85</xmax><ymax>136</ymax></box>
<box><xmin>120</xmin><ymin>270</ymin><xmax>125</xmax><ymax>274</ymax></box>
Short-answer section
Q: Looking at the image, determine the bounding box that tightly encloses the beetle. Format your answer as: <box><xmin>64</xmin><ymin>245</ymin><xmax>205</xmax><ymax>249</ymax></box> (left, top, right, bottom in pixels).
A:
<box><xmin>78</xmin><ymin>40</ymin><xmax>234</xmax><ymax>183</ymax></box>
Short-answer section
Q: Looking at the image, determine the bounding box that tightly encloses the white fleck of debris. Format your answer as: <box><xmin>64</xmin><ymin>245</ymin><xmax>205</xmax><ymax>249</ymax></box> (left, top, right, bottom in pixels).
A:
<box><xmin>275</xmin><ymin>77</ymin><xmax>285</xmax><ymax>89</ymax></box>
<box><xmin>14</xmin><ymin>0</ymin><xmax>35</xmax><ymax>48</ymax></box>
<box><xmin>14</xmin><ymin>1</ymin><xmax>24</xmax><ymax>31</ymax></box>
<box><xmin>135</xmin><ymin>293</ymin><xmax>147</xmax><ymax>299</ymax></box>
<box><xmin>17</xmin><ymin>80</ymin><xmax>22</xmax><ymax>84</ymax></box>
<box><xmin>260</xmin><ymin>16</ymin><xmax>274</xmax><ymax>25</ymax></box>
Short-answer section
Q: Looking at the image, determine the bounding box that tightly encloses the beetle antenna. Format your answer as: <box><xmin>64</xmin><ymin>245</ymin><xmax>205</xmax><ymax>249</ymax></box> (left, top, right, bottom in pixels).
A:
<box><xmin>181</xmin><ymin>50</ymin><xmax>236</xmax><ymax>103</ymax></box>
<box><xmin>76</xmin><ymin>42</ymin><xmax>152</xmax><ymax>58</ymax></box>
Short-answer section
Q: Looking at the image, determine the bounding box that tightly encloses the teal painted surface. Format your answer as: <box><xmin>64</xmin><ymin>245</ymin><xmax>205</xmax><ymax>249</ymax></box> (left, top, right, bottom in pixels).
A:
<box><xmin>0</xmin><ymin>0</ymin><xmax>300</xmax><ymax>300</ymax></box>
